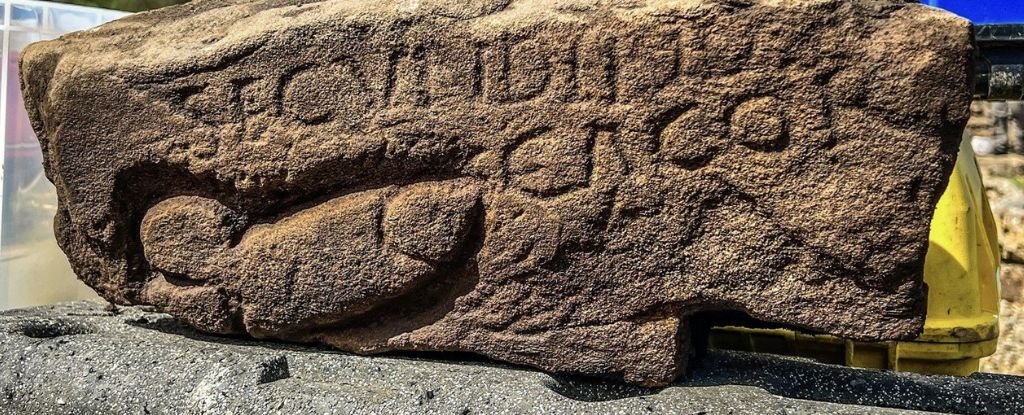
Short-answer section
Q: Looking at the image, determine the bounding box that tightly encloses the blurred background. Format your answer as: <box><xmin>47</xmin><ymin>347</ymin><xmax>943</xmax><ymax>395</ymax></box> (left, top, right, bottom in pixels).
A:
<box><xmin>0</xmin><ymin>0</ymin><xmax>130</xmax><ymax>310</ymax></box>
<box><xmin>966</xmin><ymin>102</ymin><xmax>1024</xmax><ymax>375</ymax></box>
<box><xmin>51</xmin><ymin>0</ymin><xmax>183</xmax><ymax>11</ymax></box>
<box><xmin>0</xmin><ymin>0</ymin><xmax>190</xmax><ymax>310</ymax></box>
<box><xmin>0</xmin><ymin>0</ymin><xmax>1022</xmax><ymax>377</ymax></box>
<box><xmin>0</xmin><ymin>0</ymin><xmax>181</xmax><ymax>309</ymax></box>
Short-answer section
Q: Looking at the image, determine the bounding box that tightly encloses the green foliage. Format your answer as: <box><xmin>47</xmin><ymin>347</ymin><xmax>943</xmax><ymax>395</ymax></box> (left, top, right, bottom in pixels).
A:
<box><xmin>47</xmin><ymin>0</ymin><xmax>189</xmax><ymax>12</ymax></box>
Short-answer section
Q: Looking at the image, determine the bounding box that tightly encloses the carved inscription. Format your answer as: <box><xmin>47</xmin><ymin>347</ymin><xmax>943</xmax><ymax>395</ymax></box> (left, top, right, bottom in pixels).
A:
<box><xmin>282</xmin><ymin>60</ymin><xmax>374</xmax><ymax>125</ymax></box>
<box><xmin>24</xmin><ymin>0</ymin><xmax>973</xmax><ymax>388</ymax></box>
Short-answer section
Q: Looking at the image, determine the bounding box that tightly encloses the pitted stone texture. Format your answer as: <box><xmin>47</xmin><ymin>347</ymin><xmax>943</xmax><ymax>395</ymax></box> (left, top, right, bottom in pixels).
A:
<box><xmin>12</xmin><ymin>302</ymin><xmax>1024</xmax><ymax>414</ymax></box>
<box><xmin>21</xmin><ymin>0</ymin><xmax>971</xmax><ymax>386</ymax></box>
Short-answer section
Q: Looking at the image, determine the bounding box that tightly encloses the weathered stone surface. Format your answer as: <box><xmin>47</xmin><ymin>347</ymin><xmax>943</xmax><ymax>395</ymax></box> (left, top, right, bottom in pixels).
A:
<box><xmin>21</xmin><ymin>0</ymin><xmax>972</xmax><ymax>385</ymax></box>
<box><xmin>5</xmin><ymin>302</ymin><xmax>1024</xmax><ymax>414</ymax></box>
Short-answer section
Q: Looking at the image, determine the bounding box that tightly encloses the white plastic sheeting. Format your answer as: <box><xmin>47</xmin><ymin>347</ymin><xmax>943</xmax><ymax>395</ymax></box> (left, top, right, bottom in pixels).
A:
<box><xmin>0</xmin><ymin>0</ymin><xmax>128</xmax><ymax>309</ymax></box>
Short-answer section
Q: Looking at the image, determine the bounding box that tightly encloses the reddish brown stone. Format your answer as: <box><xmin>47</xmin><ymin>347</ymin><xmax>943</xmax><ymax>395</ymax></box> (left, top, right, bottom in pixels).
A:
<box><xmin>20</xmin><ymin>0</ymin><xmax>972</xmax><ymax>385</ymax></box>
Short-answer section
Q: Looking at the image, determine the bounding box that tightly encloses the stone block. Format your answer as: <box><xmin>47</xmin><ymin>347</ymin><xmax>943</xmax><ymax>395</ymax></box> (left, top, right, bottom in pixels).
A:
<box><xmin>20</xmin><ymin>0</ymin><xmax>972</xmax><ymax>385</ymax></box>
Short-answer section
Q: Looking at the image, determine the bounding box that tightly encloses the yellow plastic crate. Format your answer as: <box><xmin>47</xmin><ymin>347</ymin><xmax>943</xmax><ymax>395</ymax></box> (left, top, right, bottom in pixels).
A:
<box><xmin>709</xmin><ymin>137</ymin><xmax>1001</xmax><ymax>375</ymax></box>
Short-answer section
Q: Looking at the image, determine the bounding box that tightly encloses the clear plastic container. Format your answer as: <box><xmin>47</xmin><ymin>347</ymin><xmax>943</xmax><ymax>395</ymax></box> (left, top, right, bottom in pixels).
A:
<box><xmin>0</xmin><ymin>0</ymin><xmax>127</xmax><ymax>310</ymax></box>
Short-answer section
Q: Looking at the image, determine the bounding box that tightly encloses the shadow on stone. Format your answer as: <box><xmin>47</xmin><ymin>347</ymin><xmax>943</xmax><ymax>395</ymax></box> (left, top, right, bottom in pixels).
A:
<box><xmin>126</xmin><ymin>312</ymin><xmax>537</xmax><ymax>371</ymax></box>
<box><xmin>14</xmin><ymin>318</ymin><xmax>95</xmax><ymax>338</ymax></box>
<box><xmin>122</xmin><ymin>310</ymin><xmax>1024</xmax><ymax>413</ymax></box>
<box><xmin>680</xmin><ymin>350</ymin><xmax>1024</xmax><ymax>415</ymax></box>
<box><xmin>125</xmin><ymin>313</ymin><xmax>333</xmax><ymax>353</ymax></box>
<box><xmin>541</xmin><ymin>375</ymin><xmax>659</xmax><ymax>402</ymax></box>
<box><xmin>125</xmin><ymin>311</ymin><xmax>660</xmax><ymax>402</ymax></box>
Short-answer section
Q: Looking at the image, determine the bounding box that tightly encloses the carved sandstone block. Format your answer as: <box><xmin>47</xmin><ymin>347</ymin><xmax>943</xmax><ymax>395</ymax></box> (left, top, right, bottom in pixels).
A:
<box><xmin>21</xmin><ymin>0</ymin><xmax>971</xmax><ymax>385</ymax></box>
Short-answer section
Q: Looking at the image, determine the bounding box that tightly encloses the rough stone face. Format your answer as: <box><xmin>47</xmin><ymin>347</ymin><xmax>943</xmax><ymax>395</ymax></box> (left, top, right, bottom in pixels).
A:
<box><xmin>20</xmin><ymin>0</ymin><xmax>972</xmax><ymax>385</ymax></box>
<box><xmin>5</xmin><ymin>302</ymin><xmax>1024</xmax><ymax>415</ymax></box>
